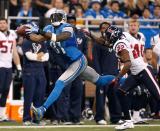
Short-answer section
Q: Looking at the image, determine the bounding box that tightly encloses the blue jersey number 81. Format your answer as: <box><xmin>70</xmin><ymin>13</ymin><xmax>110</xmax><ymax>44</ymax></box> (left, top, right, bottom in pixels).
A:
<box><xmin>50</xmin><ymin>41</ymin><xmax>66</xmax><ymax>54</ymax></box>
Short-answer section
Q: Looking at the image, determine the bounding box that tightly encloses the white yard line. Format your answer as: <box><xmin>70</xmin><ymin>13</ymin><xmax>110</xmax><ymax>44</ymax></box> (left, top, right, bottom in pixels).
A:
<box><xmin>0</xmin><ymin>125</ymin><xmax>160</xmax><ymax>129</ymax></box>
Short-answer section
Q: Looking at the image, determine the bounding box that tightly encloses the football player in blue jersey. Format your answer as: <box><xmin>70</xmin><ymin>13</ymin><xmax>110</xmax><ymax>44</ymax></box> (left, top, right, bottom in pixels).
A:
<box><xmin>25</xmin><ymin>9</ymin><xmax>125</xmax><ymax>121</ymax></box>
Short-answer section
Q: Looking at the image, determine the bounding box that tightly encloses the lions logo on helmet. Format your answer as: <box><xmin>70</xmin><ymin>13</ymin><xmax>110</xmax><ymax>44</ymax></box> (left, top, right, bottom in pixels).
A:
<box><xmin>105</xmin><ymin>26</ymin><xmax>122</xmax><ymax>47</ymax></box>
<box><xmin>50</xmin><ymin>9</ymin><xmax>67</xmax><ymax>26</ymax></box>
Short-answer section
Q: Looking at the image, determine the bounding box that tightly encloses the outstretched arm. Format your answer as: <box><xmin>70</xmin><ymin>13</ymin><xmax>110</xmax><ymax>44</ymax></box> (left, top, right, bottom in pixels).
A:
<box><xmin>28</xmin><ymin>34</ymin><xmax>47</xmax><ymax>43</ymax></box>
<box><xmin>82</xmin><ymin>29</ymin><xmax>105</xmax><ymax>45</ymax></box>
<box><xmin>40</xmin><ymin>31</ymin><xmax>71</xmax><ymax>42</ymax></box>
<box><xmin>28</xmin><ymin>31</ymin><xmax>71</xmax><ymax>42</ymax></box>
<box><xmin>117</xmin><ymin>49</ymin><xmax>131</xmax><ymax>78</ymax></box>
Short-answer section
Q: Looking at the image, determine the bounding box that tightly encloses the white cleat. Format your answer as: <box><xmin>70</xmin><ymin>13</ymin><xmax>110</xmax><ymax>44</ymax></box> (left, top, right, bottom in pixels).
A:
<box><xmin>115</xmin><ymin>120</ymin><xmax>134</xmax><ymax>130</ymax></box>
<box><xmin>97</xmin><ymin>120</ymin><xmax>107</xmax><ymax>125</ymax></box>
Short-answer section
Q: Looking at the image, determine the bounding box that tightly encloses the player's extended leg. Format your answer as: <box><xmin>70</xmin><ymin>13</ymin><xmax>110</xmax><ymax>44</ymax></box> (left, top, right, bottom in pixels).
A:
<box><xmin>32</xmin><ymin>55</ymin><xmax>87</xmax><ymax>120</ymax></box>
<box><xmin>80</xmin><ymin>66</ymin><xmax>125</xmax><ymax>86</ymax></box>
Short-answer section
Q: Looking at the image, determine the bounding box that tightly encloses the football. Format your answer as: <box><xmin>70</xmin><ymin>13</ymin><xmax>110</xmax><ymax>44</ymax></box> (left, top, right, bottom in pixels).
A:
<box><xmin>16</xmin><ymin>25</ymin><xmax>29</xmax><ymax>36</ymax></box>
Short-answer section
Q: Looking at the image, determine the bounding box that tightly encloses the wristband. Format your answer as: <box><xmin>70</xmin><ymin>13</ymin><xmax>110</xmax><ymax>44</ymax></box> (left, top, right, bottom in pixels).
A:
<box><xmin>51</xmin><ymin>33</ymin><xmax>56</xmax><ymax>42</ymax></box>
<box><xmin>16</xmin><ymin>64</ymin><xmax>22</xmax><ymax>70</ymax></box>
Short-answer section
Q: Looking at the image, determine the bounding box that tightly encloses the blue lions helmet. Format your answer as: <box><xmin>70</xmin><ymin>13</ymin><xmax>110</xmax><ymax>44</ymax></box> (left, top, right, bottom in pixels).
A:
<box><xmin>50</xmin><ymin>9</ymin><xmax>67</xmax><ymax>26</ymax></box>
<box><xmin>105</xmin><ymin>25</ymin><xmax>122</xmax><ymax>47</ymax></box>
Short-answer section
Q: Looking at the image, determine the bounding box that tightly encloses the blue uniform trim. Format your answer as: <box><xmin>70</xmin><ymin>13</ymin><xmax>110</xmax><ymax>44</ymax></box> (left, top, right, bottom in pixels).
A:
<box><xmin>43</xmin><ymin>55</ymin><xmax>87</xmax><ymax>109</ymax></box>
<box><xmin>43</xmin><ymin>80</ymin><xmax>65</xmax><ymax>109</ymax></box>
<box><xmin>63</xmin><ymin>55</ymin><xmax>86</xmax><ymax>86</ymax></box>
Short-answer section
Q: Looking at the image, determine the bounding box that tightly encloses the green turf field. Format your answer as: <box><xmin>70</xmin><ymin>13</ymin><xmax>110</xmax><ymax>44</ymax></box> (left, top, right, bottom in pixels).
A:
<box><xmin>0</xmin><ymin>126</ymin><xmax>160</xmax><ymax>131</ymax></box>
<box><xmin>0</xmin><ymin>120</ymin><xmax>160</xmax><ymax>131</ymax></box>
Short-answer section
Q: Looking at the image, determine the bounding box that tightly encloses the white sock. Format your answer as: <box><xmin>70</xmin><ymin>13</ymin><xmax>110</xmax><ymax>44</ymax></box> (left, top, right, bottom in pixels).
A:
<box><xmin>0</xmin><ymin>107</ymin><xmax>6</xmax><ymax>116</ymax></box>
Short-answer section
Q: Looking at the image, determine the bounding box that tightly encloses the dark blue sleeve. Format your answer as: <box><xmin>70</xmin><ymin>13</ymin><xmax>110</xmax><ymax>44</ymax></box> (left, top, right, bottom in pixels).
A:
<box><xmin>92</xmin><ymin>43</ymin><xmax>102</xmax><ymax>74</ymax></box>
<box><xmin>41</xmin><ymin>43</ymin><xmax>48</xmax><ymax>53</ymax></box>
<box><xmin>81</xmin><ymin>32</ymin><xmax>88</xmax><ymax>55</ymax></box>
<box><xmin>22</xmin><ymin>40</ymin><xmax>32</xmax><ymax>54</ymax></box>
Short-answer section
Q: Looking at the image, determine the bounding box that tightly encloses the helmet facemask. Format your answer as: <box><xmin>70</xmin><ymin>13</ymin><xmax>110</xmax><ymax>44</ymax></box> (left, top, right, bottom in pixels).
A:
<box><xmin>105</xmin><ymin>26</ymin><xmax>122</xmax><ymax>47</ymax></box>
<box><xmin>50</xmin><ymin>10</ymin><xmax>67</xmax><ymax>27</ymax></box>
<box><xmin>50</xmin><ymin>13</ymin><xmax>63</xmax><ymax>26</ymax></box>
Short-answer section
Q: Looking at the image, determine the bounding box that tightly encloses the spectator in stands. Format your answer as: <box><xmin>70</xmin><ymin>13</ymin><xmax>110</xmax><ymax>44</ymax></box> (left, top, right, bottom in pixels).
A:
<box><xmin>16</xmin><ymin>0</ymin><xmax>40</xmax><ymax>26</ymax></box>
<box><xmin>34</xmin><ymin>0</ymin><xmax>53</xmax><ymax>16</ymax></box>
<box><xmin>106</xmin><ymin>1</ymin><xmax>127</xmax><ymax>25</ymax></box>
<box><xmin>139</xmin><ymin>8</ymin><xmax>154</xmax><ymax>27</ymax></box>
<box><xmin>45</xmin><ymin>0</ymin><xmax>64</xmax><ymax>18</ymax></box>
<box><xmin>22</xmin><ymin>36</ymin><xmax>49</xmax><ymax>125</ymax></box>
<box><xmin>9</xmin><ymin>0</ymin><xmax>20</xmax><ymax>16</ymax></box>
<box><xmin>120</xmin><ymin>0</ymin><xmax>136</xmax><ymax>17</ymax></box>
<box><xmin>143</xmin><ymin>0</ymin><xmax>155</xmax><ymax>14</ymax></box>
<box><xmin>9</xmin><ymin>0</ymin><xmax>21</xmax><ymax>29</ymax></box>
<box><xmin>101</xmin><ymin>0</ymin><xmax>110</xmax><ymax>13</ymax></box>
<box><xmin>79</xmin><ymin>0</ymin><xmax>89</xmax><ymax>13</ymax></box>
<box><xmin>68</xmin><ymin>0</ymin><xmax>80</xmax><ymax>14</ymax></box>
<box><xmin>63</xmin><ymin>4</ymin><xmax>70</xmax><ymax>14</ymax></box>
<box><xmin>84</xmin><ymin>0</ymin><xmax>107</xmax><ymax>25</ymax></box>
<box><xmin>75</xmin><ymin>6</ymin><xmax>85</xmax><ymax>26</ymax></box>
<box><xmin>130</xmin><ymin>12</ymin><xmax>140</xmax><ymax>19</ymax></box>
<box><xmin>134</xmin><ymin>0</ymin><xmax>145</xmax><ymax>17</ymax></box>
<box><xmin>155</xmin><ymin>0</ymin><xmax>160</xmax><ymax>6</ymax></box>
<box><xmin>152</xmin><ymin>5</ymin><xmax>160</xmax><ymax>26</ymax></box>
<box><xmin>153</xmin><ymin>5</ymin><xmax>160</xmax><ymax>19</ymax></box>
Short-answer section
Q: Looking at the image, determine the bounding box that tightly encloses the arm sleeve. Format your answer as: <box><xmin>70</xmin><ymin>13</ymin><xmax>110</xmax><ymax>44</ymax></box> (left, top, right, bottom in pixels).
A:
<box><xmin>25</xmin><ymin>52</ymin><xmax>37</xmax><ymax>61</ymax></box>
<box><xmin>22</xmin><ymin>40</ymin><xmax>31</xmax><ymax>53</ymax></box>
<box><xmin>92</xmin><ymin>43</ymin><xmax>102</xmax><ymax>74</ymax></box>
<box><xmin>62</xmin><ymin>27</ymin><xmax>73</xmax><ymax>36</ymax></box>
<box><xmin>41</xmin><ymin>52</ymin><xmax>49</xmax><ymax>62</ymax></box>
<box><xmin>83</xmin><ymin>37</ymin><xmax>88</xmax><ymax>56</ymax></box>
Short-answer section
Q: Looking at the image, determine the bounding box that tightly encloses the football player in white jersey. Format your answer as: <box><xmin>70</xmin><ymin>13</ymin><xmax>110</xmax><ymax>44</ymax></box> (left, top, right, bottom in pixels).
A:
<box><xmin>126</xmin><ymin>19</ymin><xmax>149</xmax><ymax>124</ymax></box>
<box><xmin>151</xmin><ymin>30</ymin><xmax>160</xmax><ymax>70</ymax></box>
<box><xmin>0</xmin><ymin>18</ymin><xmax>22</xmax><ymax>121</ymax></box>
<box><xmin>124</xmin><ymin>19</ymin><xmax>145</xmax><ymax>58</ymax></box>
<box><xmin>151</xmin><ymin>29</ymin><xmax>160</xmax><ymax>118</ymax></box>
<box><xmin>105</xmin><ymin>25</ymin><xmax>160</xmax><ymax>130</ymax></box>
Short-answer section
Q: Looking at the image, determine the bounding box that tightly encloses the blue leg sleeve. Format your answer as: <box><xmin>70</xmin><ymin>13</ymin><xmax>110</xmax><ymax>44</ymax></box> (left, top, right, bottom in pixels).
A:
<box><xmin>96</xmin><ymin>75</ymin><xmax>115</xmax><ymax>87</ymax></box>
<box><xmin>43</xmin><ymin>80</ymin><xmax>65</xmax><ymax>109</ymax></box>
